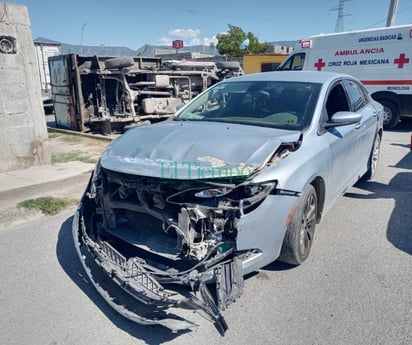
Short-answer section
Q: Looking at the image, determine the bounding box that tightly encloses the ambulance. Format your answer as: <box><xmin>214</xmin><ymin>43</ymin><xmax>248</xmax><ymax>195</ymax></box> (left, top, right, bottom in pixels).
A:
<box><xmin>278</xmin><ymin>24</ymin><xmax>412</xmax><ymax>128</ymax></box>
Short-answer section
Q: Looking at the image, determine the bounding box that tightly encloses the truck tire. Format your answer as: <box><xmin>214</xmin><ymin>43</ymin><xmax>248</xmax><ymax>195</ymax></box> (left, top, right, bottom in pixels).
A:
<box><xmin>380</xmin><ymin>100</ymin><xmax>400</xmax><ymax>129</ymax></box>
<box><xmin>278</xmin><ymin>184</ymin><xmax>317</xmax><ymax>265</ymax></box>
<box><xmin>104</xmin><ymin>57</ymin><xmax>134</xmax><ymax>69</ymax></box>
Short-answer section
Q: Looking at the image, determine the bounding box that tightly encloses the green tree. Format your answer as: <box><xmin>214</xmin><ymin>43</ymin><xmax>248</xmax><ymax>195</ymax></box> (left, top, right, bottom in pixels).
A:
<box><xmin>216</xmin><ymin>25</ymin><xmax>271</xmax><ymax>56</ymax></box>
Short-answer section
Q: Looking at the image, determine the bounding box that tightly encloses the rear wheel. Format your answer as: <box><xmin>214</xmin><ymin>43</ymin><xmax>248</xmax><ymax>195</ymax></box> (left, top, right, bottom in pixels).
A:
<box><xmin>363</xmin><ymin>133</ymin><xmax>381</xmax><ymax>180</ymax></box>
<box><xmin>380</xmin><ymin>100</ymin><xmax>400</xmax><ymax>129</ymax></box>
<box><xmin>278</xmin><ymin>185</ymin><xmax>317</xmax><ymax>265</ymax></box>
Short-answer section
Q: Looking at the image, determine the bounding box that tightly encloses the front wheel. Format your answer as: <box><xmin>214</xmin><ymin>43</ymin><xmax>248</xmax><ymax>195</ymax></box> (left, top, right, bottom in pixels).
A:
<box><xmin>278</xmin><ymin>185</ymin><xmax>317</xmax><ymax>265</ymax></box>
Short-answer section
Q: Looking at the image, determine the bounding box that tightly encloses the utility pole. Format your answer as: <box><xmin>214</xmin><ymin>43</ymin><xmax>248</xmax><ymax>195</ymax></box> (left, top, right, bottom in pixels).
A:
<box><xmin>80</xmin><ymin>22</ymin><xmax>87</xmax><ymax>54</ymax></box>
<box><xmin>331</xmin><ymin>0</ymin><xmax>351</xmax><ymax>32</ymax></box>
<box><xmin>386</xmin><ymin>0</ymin><xmax>399</xmax><ymax>27</ymax></box>
<box><xmin>189</xmin><ymin>10</ymin><xmax>205</xmax><ymax>54</ymax></box>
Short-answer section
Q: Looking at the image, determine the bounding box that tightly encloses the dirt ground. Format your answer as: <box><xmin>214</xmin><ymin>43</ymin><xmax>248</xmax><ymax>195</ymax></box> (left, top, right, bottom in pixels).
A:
<box><xmin>48</xmin><ymin>129</ymin><xmax>112</xmax><ymax>163</ymax></box>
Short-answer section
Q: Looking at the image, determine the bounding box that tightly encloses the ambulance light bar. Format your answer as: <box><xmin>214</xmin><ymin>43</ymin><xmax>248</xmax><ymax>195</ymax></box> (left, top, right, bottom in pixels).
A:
<box><xmin>300</xmin><ymin>39</ymin><xmax>312</xmax><ymax>48</ymax></box>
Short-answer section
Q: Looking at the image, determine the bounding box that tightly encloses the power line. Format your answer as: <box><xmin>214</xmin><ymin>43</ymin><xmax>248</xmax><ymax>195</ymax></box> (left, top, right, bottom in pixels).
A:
<box><xmin>330</xmin><ymin>0</ymin><xmax>352</xmax><ymax>32</ymax></box>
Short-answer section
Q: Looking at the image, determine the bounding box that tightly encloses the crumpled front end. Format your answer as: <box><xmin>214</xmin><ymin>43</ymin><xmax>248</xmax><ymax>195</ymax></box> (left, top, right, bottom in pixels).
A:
<box><xmin>72</xmin><ymin>162</ymin><xmax>276</xmax><ymax>335</ymax></box>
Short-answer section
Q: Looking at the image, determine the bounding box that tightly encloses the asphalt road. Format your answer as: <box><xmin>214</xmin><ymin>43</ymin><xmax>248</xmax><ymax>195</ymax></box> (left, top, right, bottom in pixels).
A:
<box><xmin>0</xmin><ymin>122</ymin><xmax>411</xmax><ymax>345</ymax></box>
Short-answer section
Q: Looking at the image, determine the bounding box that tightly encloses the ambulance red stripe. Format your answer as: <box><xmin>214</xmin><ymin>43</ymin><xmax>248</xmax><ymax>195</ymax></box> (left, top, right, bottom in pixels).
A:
<box><xmin>361</xmin><ymin>80</ymin><xmax>412</xmax><ymax>85</ymax></box>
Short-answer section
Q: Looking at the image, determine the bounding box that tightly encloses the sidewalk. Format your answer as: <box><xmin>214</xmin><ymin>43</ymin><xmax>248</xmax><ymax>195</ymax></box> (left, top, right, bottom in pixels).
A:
<box><xmin>0</xmin><ymin>161</ymin><xmax>95</xmax><ymax>230</ymax></box>
<box><xmin>0</xmin><ymin>161</ymin><xmax>95</xmax><ymax>194</ymax></box>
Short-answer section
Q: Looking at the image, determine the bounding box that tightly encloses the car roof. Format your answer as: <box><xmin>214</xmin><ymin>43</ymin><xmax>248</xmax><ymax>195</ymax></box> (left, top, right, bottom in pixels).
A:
<box><xmin>223</xmin><ymin>70</ymin><xmax>353</xmax><ymax>84</ymax></box>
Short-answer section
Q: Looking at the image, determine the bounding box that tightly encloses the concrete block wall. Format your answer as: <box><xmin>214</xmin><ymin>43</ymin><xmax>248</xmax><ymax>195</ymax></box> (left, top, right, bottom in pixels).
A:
<box><xmin>0</xmin><ymin>2</ymin><xmax>50</xmax><ymax>172</ymax></box>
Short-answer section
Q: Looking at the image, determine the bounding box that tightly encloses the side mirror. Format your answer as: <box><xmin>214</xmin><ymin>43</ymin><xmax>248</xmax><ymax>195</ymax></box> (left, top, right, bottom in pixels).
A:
<box><xmin>324</xmin><ymin>111</ymin><xmax>362</xmax><ymax>128</ymax></box>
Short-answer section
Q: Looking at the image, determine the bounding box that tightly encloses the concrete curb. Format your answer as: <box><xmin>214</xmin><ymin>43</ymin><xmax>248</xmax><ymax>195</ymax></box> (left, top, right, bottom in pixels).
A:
<box><xmin>0</xmin><ymin>161</ymin><xmax>95</xmax><ymax>194</ymax></box>
<box><xmin>47</xmin><ymin>126</ymin><xmax>115</xmax><ymax>141</ymax></box>
<box><xmin>0</xmin><ymin>126</ymin><xmax>112</xmax><ymax>229</ymax></box>
<box><xmin>0</xmin><ymin>161</ymin><xmax>94</xmax><ymax>230</ymax></box>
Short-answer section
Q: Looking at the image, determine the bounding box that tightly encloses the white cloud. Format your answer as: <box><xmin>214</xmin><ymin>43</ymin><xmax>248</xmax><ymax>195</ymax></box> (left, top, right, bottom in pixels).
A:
<box><xmin>204</xmin><ymin>35</ymin><xmax>218</xmax><ymax>46</ymax></box>
<box><xmin>158</xmin><ymin>36</ymin><xmax>173</xmax><ymax>46</ymax></box>
<box><xmin>168</xmin><ymin>28</ymin><xmax>200</xmax><ymax>38</ymax></box>
<box><xmin>158</xmin><ymin>28</ymin><xmax>218</xmax><ymax>47</ymax></box>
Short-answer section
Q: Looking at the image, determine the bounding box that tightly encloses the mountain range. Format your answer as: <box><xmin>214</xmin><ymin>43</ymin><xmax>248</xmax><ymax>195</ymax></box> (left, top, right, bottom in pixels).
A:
<box><xmin>34</xmin><ymin>37</ymin><xmax>296</xmax><ymax>57</ymax></box>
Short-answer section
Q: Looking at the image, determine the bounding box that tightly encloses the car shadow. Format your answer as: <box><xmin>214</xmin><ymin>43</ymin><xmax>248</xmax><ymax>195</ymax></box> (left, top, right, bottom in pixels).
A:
<box><xmin>261</xmin><ymin>260</ymin><xmax>297</xmax><ymax>271</ymax></box>
<box><xmin>387</xmin><ymin>118</ymin><xmax>412</xmax><ymax>133</ymax></box>
<box><xmin>345</xmin><ymin>151</ymin><xmax>412</xmax><ymax>256</ymax></box>
<box><xmin>56</xmin><ymin>216</ymin><xmax>187</xmax><ymax>344</ymax></box>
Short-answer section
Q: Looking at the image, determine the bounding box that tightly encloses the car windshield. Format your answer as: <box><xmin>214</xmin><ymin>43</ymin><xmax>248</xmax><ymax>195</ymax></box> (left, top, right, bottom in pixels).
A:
<box><xmin>176</xmin><ymin>80</ymin><xmax>322</xmax><ymax>130</ymax></box>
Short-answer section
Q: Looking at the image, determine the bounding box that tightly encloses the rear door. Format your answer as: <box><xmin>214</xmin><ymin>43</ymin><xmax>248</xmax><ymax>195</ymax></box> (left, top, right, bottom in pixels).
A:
<box><xmin>49</xmin><ymin>55</ymin><xmax>80</xmax><ymax>130</ymax></box>
<box><xmin>343</xmin><ymin>79</ymin><xmax>378</xmax><ymax>172</ymax></box>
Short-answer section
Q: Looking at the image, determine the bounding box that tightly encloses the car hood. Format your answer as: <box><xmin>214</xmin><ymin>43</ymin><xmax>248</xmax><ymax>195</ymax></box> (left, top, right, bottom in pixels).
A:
<box><xmin>101</xmin><ymin>120</ymin><xmax>300</xmax><ymax>179</ymax></box>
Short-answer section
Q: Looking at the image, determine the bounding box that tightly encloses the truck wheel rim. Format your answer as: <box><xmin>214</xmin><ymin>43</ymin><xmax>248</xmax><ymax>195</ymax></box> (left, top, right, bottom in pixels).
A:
<box><xmin>383</xmin><ymin>108</ymin><xmax>392</xmax><ymax>124</ymax></box>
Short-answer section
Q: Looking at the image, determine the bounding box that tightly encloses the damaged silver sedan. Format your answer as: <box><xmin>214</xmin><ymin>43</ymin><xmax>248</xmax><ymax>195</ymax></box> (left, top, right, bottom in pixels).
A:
<box><xmin>73</xmin><ymin>71</ymin><xmax>383</xmax><ymax>335</ymax></box>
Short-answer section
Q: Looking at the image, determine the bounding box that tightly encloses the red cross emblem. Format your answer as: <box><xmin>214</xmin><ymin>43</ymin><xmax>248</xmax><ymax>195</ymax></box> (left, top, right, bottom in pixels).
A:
<box><xmin>394</xmin><ymin>53</ymin><xmax>410</xmax><ymax>68</ymax></box>
<box><xmin>314</xmin><ymin>58</ymin><xmax>325</xmax><ymax>71</ymax></box>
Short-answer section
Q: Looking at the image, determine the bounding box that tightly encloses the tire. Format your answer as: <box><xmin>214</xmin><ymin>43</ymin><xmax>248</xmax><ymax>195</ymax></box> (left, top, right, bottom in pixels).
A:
<box><xmin>104</xmin><ymin>57</ymin><xmax>134</xmax><ymax>69</ymax></box>
<box><xmin>380</xmin><ymin>100</ymin><xmax>400</xmax><ymax>129</ymax></box>
<box><xmin>278</xmin><ymin>185</ymin><xmax>317</xmax><ymax>265</ymax></box>
<box><xmin>362</xmin><ymin>133</ymin><xmax>381</xmax><ymax>180</ymax></box>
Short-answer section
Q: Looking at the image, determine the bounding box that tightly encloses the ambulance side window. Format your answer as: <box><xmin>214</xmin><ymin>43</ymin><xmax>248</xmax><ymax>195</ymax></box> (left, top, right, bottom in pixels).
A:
<box><xmin>279</xmin><ymin>53</ymin><xmax>305</xmax><ymax>71</ymax></box>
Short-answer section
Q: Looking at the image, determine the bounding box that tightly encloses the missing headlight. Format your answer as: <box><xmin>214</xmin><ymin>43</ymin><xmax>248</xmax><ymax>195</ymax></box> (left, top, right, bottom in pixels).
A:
<box><xmin>194</xmin><ymin>187</ymin><xmax>233</xmax><ymax>198</ymax></box>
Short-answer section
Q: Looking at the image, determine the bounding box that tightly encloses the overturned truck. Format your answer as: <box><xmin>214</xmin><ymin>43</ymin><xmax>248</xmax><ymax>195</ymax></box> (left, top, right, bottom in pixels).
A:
<box><xmin>49</xmin><ymin>54</ymin><xmax>242</xmax><ymax>134</ymax></box>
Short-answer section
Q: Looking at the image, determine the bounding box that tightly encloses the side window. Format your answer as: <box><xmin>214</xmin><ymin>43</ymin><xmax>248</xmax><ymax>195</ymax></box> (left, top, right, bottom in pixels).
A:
<box><xmin>279</xmin><ymin>53</ymin><xmax>305</xmax><ymax>71</ymax></box>
<box><xmin>325</xmin><ymin>83</ymin><xmax>350</xmax><ymax>120</ymax></box>
<box><xmin>343</xmin><ymin>79</ymin><xmax>368</xmax><ymax>112</ymax></box>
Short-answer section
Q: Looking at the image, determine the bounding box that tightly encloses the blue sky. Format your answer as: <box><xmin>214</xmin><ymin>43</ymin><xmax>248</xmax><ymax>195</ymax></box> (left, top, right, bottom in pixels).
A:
<box><xmin>15</xmin><ymin>0</ymin><xmax>412</xmax><ymax>49</ymax></box>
